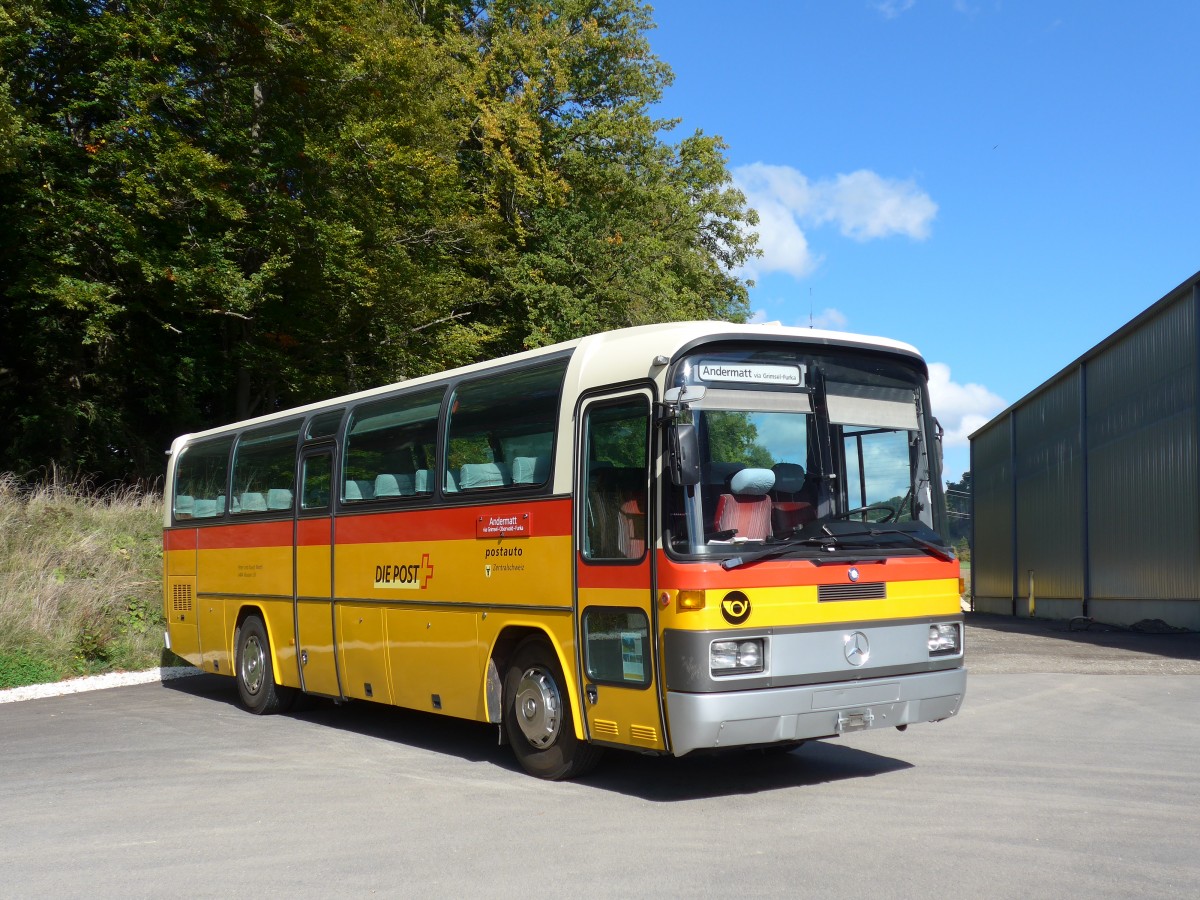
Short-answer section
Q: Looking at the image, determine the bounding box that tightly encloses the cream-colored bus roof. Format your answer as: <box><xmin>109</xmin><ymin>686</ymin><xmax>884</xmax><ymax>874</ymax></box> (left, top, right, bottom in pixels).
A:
<box><xmin>169</xmin><ymin>321</ymin><xmax>923</xmax><ymax>450</ymax></box>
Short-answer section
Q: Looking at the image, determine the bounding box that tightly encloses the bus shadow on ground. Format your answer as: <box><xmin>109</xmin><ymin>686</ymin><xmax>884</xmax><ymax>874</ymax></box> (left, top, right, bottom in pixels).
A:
<box><xmin>583</xmin><ymin>740</ymin><xmax>913</xmax><ymax>802</ymax></box>
<box><xmin>163</xmin><ymin>673</ymin><xmax>913</xmax><ymax>800</ymax></box>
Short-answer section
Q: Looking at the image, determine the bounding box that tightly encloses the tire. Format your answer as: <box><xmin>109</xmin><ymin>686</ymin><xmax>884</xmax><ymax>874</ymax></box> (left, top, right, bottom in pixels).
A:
<box><xmin>234</xmin><ymin>615</ymin><xmax>295</xmax><ymax>715</ymax></box>
<box><xmin>503</xmin><ymin>637</ymin><xmax>603</xmax><ymax>780</ymax></box>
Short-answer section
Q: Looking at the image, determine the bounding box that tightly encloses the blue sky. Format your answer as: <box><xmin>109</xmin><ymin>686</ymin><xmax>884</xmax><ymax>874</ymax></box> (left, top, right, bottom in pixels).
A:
<box><xmin>645</xmin><ymin>0</ymin><xmax>1200</xmax><ymax>482</ymax></box>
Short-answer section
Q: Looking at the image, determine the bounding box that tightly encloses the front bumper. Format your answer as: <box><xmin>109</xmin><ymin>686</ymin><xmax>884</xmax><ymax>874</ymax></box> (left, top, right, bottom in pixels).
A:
<box><xmin>666</xmin><ymin>666</ymin><xmax>966</xmax><ymax>756</ymax></box>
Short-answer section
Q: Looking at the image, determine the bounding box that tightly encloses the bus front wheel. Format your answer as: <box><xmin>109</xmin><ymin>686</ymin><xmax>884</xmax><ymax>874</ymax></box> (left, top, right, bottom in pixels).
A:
<box><xmin>503</xmin><ymin>637</ymin><xmax>602</xmax><ymax>780</ymax></box>
<box><xmin>234</xmin><ymin>615</ymin><xmax>295</xmax><ymax>715</ymax></box>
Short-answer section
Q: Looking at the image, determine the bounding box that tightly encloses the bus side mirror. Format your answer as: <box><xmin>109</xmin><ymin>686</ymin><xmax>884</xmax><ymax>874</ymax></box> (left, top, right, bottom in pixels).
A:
<box><xmin>669</xmin><ymin>423</ymin><xmax>701</xmax><ymax>486</ymax></box>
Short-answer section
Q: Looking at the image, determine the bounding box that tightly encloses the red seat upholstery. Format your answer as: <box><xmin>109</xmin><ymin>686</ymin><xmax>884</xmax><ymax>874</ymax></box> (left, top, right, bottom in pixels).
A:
<box><xmin>715</xmin><ymin>493</ymin><xmax>773</xmax><ymax>541</ymax></box>
<box><xmin>713</xmin><ymin>468</ymin><xmax>777</xmax><ymax>541</ymax></box>
<box><xmin>618</xmin><ymin>496</ymin><xmax>646</xmax><ymax>558</ymax></box>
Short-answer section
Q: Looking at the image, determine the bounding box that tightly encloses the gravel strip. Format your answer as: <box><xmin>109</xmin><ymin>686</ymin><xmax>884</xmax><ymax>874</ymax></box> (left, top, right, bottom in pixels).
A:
<box><xmin>0</xmin><ymin>666</ymin><xmax>201</xmax><ymax>704</ymax></box>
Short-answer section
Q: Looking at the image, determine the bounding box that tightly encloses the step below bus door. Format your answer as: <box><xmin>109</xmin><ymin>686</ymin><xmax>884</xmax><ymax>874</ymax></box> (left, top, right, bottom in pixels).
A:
<box><xmin>575</xmin><ymin>390</ymin><xmax>666</xmax><ymax>753</ymax></box>
<box><xmin>294</xmin><ymin>448</ymin><xmax>342</xmax><ymax>697</ymax></box>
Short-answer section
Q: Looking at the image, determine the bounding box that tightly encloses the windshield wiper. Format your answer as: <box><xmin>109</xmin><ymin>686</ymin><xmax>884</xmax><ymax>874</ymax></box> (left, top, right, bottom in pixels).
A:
<box><xmin>721</xmin><ymin>525</ymin><xmax>954</xmax><ymax>570</ymax></box>
<box><xmin>720</xmin><ymin>536</ymin><xmax>837</xmax><ymax>570</ymax></box>
<box><xmin>821</xmin><ymin>527</ymin><xmax>955</xmax><ymax>562</ymax></box>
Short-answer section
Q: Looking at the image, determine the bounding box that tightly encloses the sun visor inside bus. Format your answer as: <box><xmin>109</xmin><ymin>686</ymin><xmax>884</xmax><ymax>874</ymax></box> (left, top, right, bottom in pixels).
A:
<box><xmin>693</xmin><ymin>389</ymin><xmax>812</xmax><ymax>413</ymax></box>
<box><xmin>825</xmin><ymin>384</ymin><xmax>918</xmax><ymax>430</ymax></box>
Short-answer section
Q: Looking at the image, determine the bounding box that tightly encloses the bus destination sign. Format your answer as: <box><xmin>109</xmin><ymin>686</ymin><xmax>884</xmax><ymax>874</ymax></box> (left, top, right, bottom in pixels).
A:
<box><xmin>697</xmin><ymin>361</ymin><xmax>805</xmax><ymax>387</ymax></box>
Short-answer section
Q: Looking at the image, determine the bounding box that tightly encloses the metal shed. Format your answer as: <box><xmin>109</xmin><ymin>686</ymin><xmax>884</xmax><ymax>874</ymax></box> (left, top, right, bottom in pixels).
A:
<box><xmin>969</xmin><ymin>270</ymin><xmax>1200</xmax><ymax>630</ymax></box>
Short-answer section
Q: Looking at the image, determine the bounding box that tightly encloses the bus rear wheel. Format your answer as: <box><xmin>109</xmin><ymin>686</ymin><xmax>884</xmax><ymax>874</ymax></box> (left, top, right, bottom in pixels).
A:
<box><xmin>235</xmin><ymin>615</ymin><xmax>295</xmax><ymax>715</ymax></box>
<box><xmin>503</xmin><ymin>637</ymin><xmax>602</xmax><ymax>780</ymax></box>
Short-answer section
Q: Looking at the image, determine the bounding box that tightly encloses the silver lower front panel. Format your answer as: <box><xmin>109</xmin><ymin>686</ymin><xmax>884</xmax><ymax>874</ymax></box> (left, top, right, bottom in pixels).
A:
<box><xmin>666</xmin><ymin>666</ymin><xmax>967</xmax><ymax>756</ymax></box>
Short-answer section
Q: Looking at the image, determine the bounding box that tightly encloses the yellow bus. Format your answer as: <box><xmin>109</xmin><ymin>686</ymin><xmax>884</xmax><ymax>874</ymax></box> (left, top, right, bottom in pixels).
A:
<box><xmin>163</xmin><ymin>322</ymin><xmax>965</xmax><ymax>779</ymax></box>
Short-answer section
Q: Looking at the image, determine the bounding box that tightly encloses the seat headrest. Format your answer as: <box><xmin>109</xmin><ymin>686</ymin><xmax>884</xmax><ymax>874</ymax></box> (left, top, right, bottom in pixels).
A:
<box><xmin>772</xmin><ymin>462</ymin><xmax>806</xmax><ymax>494</ymax></box>
<box><xmin>730</xmin><ymin>468</ymin><xmax>775</xmax><ymax>496</ymax></box>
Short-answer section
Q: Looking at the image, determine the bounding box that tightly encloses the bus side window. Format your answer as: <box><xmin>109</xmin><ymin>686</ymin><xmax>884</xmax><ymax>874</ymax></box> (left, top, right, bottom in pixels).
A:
<box><xmin>445</xmin><ymin>362</ymin><xmax>566</xmax><ymax>493</ymax></box>
<box><xmin>343</xmin><ymin>388</ymin><xmax>444</xmax><ymax>504</ymax></box>
<box><xmin>230</xmin><ymin>421</ymin><xmax>301</xmax><ymax>516</ymax></box>
<box><xmin>302</xmin><ymin>454</ymin><xmax>333</xmax><ymax>511</ymax></box>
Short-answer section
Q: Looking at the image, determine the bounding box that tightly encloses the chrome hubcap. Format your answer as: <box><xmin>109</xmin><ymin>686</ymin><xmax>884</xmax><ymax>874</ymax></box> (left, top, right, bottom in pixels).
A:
<box><xmin>241</xmin><ymin>634</ymin><xmax>265</xmax><ymax>696</ymax></box>
<box><xmin>514</xmin><ymin>666</ymin><xmax>561</xmax><ymax>748</ymax></box>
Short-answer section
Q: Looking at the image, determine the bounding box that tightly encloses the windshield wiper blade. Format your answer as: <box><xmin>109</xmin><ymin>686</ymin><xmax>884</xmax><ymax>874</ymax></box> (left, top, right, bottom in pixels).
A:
<box><xmin>720</xmin><ymin>537</ymin><xmax>835</xmax><ymax>570</ymax></box>
<box><xmin>721</xmin><ymin>525</ymin><xmax>954</xmax><ymax>570</ymax></box>
<box><xmin>827</xmin><ymin>527</ymin><xmax>955</xmax><ymax>562</ymax></box>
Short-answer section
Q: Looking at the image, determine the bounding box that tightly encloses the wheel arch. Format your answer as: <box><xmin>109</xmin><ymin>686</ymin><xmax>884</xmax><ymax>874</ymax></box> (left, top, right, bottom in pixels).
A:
<box><xmin>488</xmin><ymin>623</ymin><xmax>585</xmax><ymax>741</ymax></box>
<box><xmin>232</xmin><ymin>603</ymin><xmax>287</xmax><ymax>680</ymax></box>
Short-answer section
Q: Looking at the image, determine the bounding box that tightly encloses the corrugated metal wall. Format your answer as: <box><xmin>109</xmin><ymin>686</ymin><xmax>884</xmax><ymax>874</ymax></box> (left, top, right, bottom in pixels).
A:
<box><xmin>1086</xmin><ymin>296</ymin><xmax>1199</xmax><ymax>599</ymax></box>
<box><xmin>970</xmin><ymin>417</ymin><xmax>1013</xmax><ymax>600</ymax></box>
<box><xmin>970</xmin><ymin>279</ymin><xmax>1200</xmax><ymax>623</ymax></box>
<box><xmin>1015</xmin><ymin>371</ymin><xmax>1083</xmax><ymax>599</ymax></box>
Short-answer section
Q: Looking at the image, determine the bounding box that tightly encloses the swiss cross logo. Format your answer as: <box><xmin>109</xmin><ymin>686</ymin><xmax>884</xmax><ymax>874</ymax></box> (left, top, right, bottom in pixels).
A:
<box><xmin>418</xmin><ymin>553</ymin><xmax>434</xmax><ymax>589</ymax></box>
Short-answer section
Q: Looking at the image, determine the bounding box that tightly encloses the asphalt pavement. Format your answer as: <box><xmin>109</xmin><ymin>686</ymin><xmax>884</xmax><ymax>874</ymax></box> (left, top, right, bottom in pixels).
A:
<box><xmin>964</xmin><ymin>610</ymin><xmax>1200</xmax><ymax>674</ymax></box>
<box><xmin>1</xmin><ymin>614</ymin><xmax>1197</xmax><ymax>898</ymax></box>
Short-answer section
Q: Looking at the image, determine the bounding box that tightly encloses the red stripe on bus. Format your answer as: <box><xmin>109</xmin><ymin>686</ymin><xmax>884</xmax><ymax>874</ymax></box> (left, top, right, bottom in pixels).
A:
<box><xmin>298</xmin><ymin>518</ymin><xmax>332</xmax><ymax>546</ymax></box>
<box><xmin>163</xmin><ymin>498</ymin><xmax>573</xmax><ymax>551</ymax></box>
<box><xmin>197</xmin><ymin>520</ymin><xmax>294</xmax><ymax>550</ymax></box>
<box><xmin>163</xmin><ymin>529</ymin><xmax>197</xmax><ymax>552</ymax></box>
<box><xmin>334</xmin><ymin>497</ymin><xmax>572</xmax><ymax>545</ymax></box>
<box><xmin>576</xmin><ymin>560</ymin><xmax>651</xmax><ymax>590</ymax></box>
<box><xmin>655</xmin><ymin>551</ymin><xmax>955</xmax><ymax>589</ymax></box>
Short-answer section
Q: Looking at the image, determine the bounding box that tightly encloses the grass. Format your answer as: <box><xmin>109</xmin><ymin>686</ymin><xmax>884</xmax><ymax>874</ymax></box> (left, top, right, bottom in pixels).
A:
<box><xmin>0</xmin><ymin>471</ymin><xmax>182</xmax><ymax>689</ymax></box>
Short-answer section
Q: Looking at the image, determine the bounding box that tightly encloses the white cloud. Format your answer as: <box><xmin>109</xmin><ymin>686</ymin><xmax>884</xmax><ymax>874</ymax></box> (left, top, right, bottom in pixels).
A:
<box><xmin>926</xmin><ymin>362</ymin><xmax>1006</xmax><ymax>447</ymax></box>
<box><xmin>874</xmin><ymin>0</ymin><xmax>916</xmax><ymax>19</ymax></box>
<box><xmin>740</xmin><ymin>186</ymin><xmax>820</xmax><ymax>279</ymax></box>
<box><xmin>734</xmin><ymin>163</ymin><xmax>938</xmax><ymax>278</ymax></box>
<box><xmin>813</xmin><ymin>170</ymin><xmax>938</xmax><ymax>241</ymax></box>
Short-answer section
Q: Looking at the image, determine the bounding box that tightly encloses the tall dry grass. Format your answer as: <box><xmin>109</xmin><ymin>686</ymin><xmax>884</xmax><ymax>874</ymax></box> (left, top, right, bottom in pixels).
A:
<box><xmin>0</xmin><ymin>471</ymin><xmax>168</xmax><ymax>687</ymax></box>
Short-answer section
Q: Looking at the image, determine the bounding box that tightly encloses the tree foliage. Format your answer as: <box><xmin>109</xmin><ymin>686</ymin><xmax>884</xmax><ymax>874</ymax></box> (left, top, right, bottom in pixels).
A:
<box><xmin>0</xmin><ymin>0</ymin><xmax>757</xmax><ymax>480</ymax></box>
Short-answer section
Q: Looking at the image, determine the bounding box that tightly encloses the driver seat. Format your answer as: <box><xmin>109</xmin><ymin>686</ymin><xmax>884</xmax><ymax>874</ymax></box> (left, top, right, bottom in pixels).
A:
<box><xmin>771</xmin><ymin>462</ymin><xmax>816</xmax><ymax>534</ymax></box>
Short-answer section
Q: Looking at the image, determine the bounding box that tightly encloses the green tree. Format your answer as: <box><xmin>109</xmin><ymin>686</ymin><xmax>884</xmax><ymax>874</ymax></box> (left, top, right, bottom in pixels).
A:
<box><xmin>704</xmin><ymin>411</ymin><xmax>774</xmax><ymax>470</ymax></box>
<box><xmin>0</xmin><ymin>0</ymin><xmax>756</xmax><ymax>481</ymax></box>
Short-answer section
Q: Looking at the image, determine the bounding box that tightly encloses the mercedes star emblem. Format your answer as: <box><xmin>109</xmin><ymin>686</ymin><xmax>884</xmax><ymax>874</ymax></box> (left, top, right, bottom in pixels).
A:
<box><xmin>844</xmin><ymin>631</ymin><xmax>870</xmax><ymax>666</ymax></box>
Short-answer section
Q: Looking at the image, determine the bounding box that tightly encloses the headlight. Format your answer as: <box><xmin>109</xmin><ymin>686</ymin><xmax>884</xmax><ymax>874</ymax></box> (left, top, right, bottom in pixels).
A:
<box><xmin>711</xmin><ymin>638</ymin><xmax>765</xmax><ymax>675</ymax></box>
<box><xmin>929</xmin><ymin>623</ymin><xmax>961</xmax><ymax>656</ymax></box>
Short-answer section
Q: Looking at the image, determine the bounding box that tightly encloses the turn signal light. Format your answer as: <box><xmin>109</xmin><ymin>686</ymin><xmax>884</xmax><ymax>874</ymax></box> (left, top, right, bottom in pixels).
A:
<box><xmin>677</xmin><ymin>590</ymin><xmax>706</xmax><ymax>612</ymax></box>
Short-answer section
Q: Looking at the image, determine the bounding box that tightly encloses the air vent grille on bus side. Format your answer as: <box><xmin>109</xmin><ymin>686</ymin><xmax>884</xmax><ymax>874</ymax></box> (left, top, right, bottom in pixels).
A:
<box><xmin>592</xmin><ymin>719</ymin><xmax>620</xmax><ymax>739</ymax></box>
<box><xmin>630</xmin><ymin>725</ymin><xmax>659</xmax><ymax>745</ymax></box>
<box><xmin>172</xmin><ymin>583</ymin><xmax>194</xmax><ymax>612</ymax></box>
<box><xmin>818</xmin><ymin>582</ymin><xmax>887</xmax><ymax>601</ymax></box>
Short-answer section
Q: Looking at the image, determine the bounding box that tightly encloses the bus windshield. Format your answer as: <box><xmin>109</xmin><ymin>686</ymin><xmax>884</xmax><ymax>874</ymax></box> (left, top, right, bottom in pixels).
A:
<box><xmin>667</xmin><ymin>345</ymin><xmax>943</xmax><ymax>556</ymax></box>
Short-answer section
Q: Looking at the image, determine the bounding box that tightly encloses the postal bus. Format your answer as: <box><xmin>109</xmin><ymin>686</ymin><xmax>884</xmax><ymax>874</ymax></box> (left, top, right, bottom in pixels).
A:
<box><xmin>162</xmin><ymin>322</ymin><xmax>966</xmax><ymax>779</ymax></box>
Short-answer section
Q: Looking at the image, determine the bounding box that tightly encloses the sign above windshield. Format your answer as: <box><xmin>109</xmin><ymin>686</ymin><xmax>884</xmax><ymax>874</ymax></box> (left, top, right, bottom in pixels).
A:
<box><xmin>696</xmin><ymin>361</ymin><xmax>805</xmax><ymax>387</ymax></box>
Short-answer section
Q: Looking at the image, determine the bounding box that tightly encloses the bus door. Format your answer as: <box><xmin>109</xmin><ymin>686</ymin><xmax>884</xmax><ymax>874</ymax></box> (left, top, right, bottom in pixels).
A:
<box><xmin>294</xmin><ymin>447</ymin><xmax>342</xmax><ymax>697</ymax></box>
<box><xmin>574</xmin><ymin>390</ymin><xmax>666</xmax><ymax>752</ymax></box>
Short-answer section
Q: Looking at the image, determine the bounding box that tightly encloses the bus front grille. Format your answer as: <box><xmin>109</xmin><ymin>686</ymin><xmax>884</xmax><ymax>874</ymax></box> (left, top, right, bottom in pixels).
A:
<box><xmin>818</xmin><ymin>582</ymin><xmax>886</xmax><ymax>601</ymax></box>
